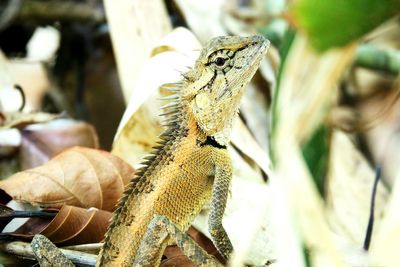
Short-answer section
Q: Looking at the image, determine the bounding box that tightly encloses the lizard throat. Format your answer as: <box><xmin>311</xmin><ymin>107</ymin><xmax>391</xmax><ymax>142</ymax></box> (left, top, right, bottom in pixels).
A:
<box><xmin>200</xmin><ymin>136</ymin><xmax>227</xmax><ymax>149</ymax></box>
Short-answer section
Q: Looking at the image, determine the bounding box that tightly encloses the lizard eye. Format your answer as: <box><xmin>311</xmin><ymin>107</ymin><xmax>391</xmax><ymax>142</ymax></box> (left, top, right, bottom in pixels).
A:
<box><xmin>214</xmin><ymin>57</ymin><xmax>227</xmax><ymax>67</ymax></box>
<box><xmin>208</xmin><ymin>50</ymin><xmax>230</xmax><ymax>70</ymax></box>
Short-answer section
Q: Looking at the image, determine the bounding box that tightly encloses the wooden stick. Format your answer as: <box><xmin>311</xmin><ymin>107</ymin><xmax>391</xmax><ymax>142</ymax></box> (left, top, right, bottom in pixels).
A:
<box><xmin>62</xmin><ymin>243</ymin><xmax>103</xmax><ymax>254</ymax></box>
<box><xmin>0</xmin><ymin>240</ymin><xmax>97</xmax><ymax>266</ymax></box>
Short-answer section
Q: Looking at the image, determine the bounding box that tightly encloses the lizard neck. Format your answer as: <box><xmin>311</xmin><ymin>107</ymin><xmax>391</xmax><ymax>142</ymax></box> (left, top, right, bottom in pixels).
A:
<box><xmin>159</xmin><ymin>79</ymin><xmax>236</xmax><ymax>153</ymax></box>
<box><xmin>159</xmin><ymin>82</ymin><xmax>208</xmax><ymax>148</ymax></box>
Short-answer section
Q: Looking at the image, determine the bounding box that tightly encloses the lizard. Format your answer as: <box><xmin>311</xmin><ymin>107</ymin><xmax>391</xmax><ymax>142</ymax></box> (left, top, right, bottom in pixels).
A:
<box><xmin>31</xmin><ymin>34</ymin><xmax>269</xmax><ymax>266</ymax></box>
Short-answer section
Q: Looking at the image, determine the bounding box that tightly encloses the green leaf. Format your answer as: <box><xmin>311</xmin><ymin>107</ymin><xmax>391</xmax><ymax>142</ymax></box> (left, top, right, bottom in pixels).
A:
<box><xmin>292</xmin><ymin>0</ymin><xmax>400</xmax><ymax>51</ymax></box>
<box><xmin>269</xmin><ymin>29</ymin><xmax>296</xmax><ymax>164</ymax></box>
<box><xmin>301</xmin><ymin>125</ymin><xmax>330</xmax><ymax>197</ymax></box>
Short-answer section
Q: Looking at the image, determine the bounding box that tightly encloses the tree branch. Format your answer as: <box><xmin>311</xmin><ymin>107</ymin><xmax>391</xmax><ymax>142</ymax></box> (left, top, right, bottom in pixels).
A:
<box><xmin>17</xmin><ymin>0</ymin><xmax>105</xmax><ymax>24</ymax></box>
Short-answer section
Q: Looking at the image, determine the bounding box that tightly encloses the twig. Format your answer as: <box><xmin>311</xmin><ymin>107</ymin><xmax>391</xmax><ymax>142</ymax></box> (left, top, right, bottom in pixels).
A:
<box><xmin>0</xmin><ymin>240</ymin><xmax>97</xmax><ymax>266</ymax></box>
<box><xmin>0</xmin><ymin>211</ymin><xmax>56</xmax><ymax>219</ymax></box>
<box><xmin>363</xmin><ymin>166</ymin><xmax>381</xmax><ymax>251</ymax></box>
<box><xmin>62</xmin><ymin>243</ymin><xmax>103</xmax><ymax>254</ymax></box>
<box><xmin>17</xmin><ymin>0</ymin><xmax>105</xmax><ymax>23</ymax></box>
<box><xmin>0</xmin><ymin>204</ymin><xmax>57</xmax><ymax>220</ymax></box>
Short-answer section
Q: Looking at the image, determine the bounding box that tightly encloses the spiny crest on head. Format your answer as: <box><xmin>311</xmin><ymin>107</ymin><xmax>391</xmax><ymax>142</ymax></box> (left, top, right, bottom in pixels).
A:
<box><xmin>181</xmin><ymin>72</ymin><xmax>191</xmax><ymax>82</ymax></box>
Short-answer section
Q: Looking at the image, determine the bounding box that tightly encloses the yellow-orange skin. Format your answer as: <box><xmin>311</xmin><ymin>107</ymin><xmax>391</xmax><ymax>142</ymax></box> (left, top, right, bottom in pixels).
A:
<box><xmin>97</xmin><ymin>110</ymin><xmax>231</xmax><ymax>266</ymax></box>
<box><xmin>97</xmin><ymin>35</ymin><xmax>268</xmax><ymax>266</ymax></box>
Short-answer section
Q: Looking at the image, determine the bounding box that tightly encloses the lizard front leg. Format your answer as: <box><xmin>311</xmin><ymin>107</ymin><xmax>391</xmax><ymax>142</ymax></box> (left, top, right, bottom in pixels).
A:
<box><xmin>209</xmin><ymin>148</ymin><xmax>234</xmax><ymax>260</ymax></box>
<box><xmin>31</xmin><ymin>234</ymin><xmax>74</xmax><ymax>267</ymax></box>
<box><xmin>134</xmin><ymin>215</ymin><xmax>222</xmax><ymax>267</ymax></box>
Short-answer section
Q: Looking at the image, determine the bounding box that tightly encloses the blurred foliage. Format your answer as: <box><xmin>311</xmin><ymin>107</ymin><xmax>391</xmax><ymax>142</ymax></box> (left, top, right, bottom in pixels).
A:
<box><xmin>269</xmin><ymin>29</ymin><xmax>295</xmax><ymax>154</ymax></box>
<box><xmin>301</xmin><ymin>125</ymin><xmax>330</xmax><ymax>197</ymax></box>
<box><xmin>259</xmin><ymin>19</ymin><xmax>287</xmax><ymax>48</ymax></box>
<box><xmin>356</xmin><ymin>44</ymin><xmax>400</xmax><ymax>74</ymax></box>
<box><xmin>292</xmin><ymin>0</ymin><xmax>400</xmax><ymax>51</ymax></box>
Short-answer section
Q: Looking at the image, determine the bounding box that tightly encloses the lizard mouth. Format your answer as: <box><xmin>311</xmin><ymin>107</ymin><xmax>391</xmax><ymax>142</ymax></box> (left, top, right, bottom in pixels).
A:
<box><xmin>212</xmin><ymin>36</ymin><xmax>269</xmax><ymax>101</ymax></box>
<box><xmin>215</xmin><ymin>37</ymin><xmax>269</xmax><ymax>101</ymax></box>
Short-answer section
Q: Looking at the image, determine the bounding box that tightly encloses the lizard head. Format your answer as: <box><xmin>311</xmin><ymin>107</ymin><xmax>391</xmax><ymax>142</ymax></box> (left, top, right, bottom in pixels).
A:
<box><xmin>182</xmin><ymin>35</ymin><xmax>269</xmax><ymax>145</ymax></box>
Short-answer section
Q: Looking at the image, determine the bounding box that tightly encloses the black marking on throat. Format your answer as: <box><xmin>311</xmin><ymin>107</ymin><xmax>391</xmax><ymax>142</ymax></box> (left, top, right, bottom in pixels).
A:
<box><xmin>200</xmin><ymin>136</ymin><xmax>226</xmax><ymax>149</ymax></box>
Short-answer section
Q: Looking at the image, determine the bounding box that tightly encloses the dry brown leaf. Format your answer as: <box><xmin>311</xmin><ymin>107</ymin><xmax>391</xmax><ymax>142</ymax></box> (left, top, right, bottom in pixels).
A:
<box><xmin>26</xmin><ymin>26</ymin><xmax>60</xmax><ymax>62</ymax></box>
<box><xmin>0</xmin><ymin>147</ymin><xmax>134</xmax><ymax>211</ymax></box>
<box><xmin>103</xmin><ymin>0</ymin><xmax>172</xmax><ymax>101</ymax></box>
<box><xmin>326</xmin><ymin>131</ymin><xmax>388</xmax><ymax>249</ymax></box>
<box><xmin>112</xmin><ymin>28</ymin><xmax>201</xmax><ymax>167</ymax></box>
<box><xmin>359</xmin><ymin>90</ymin><xmax>400</xmax><ymax>187</ymax></box>
<box><xmin>9</xmin><ymin>205</ymin><xmax>111</xmax><ymax>245</ymax></box>
<box><xmin>241</xmin><ymin>81</ymin><xmax>271</xmax><ymax>151</ymax></box>
<box><xmin>370</xmin><ymin>168</ymin><xmax>400</xmax><ymax>267</ymax></box>
<box><xmin>231</xmin><ymin>118</ymin><xmax>271</xmax><ymax>177</ymax></box>
<box><xmin>0</xmin><ymin>46</ymin><xmax>50</xmax><ymax>126</ymax></box>
<box><xmin>0</xmin><ymin>51</ymin><xmax>24</xmax><ymax>112</ymax></box>
<box><xmin>161</xmin><ymin>227</ymin><xmax>224</xmax><ymax>267</ymax></box>
<box><xmin>192</xmin><ymin>176</ymin><xmax>273</xmax><ymax>266</ymax></box>
<box><xmin>0</xmin><ymin>128</ymin><xmax>20</xmax><ymax>158</ymax></box>
<box><xmin>39</xmin><ymin>205</ymin><xmax>111</xmax><ymax>245</ymax></box>
<box><xmin>19</xmin><ymin>119</ymin><xmax>99</xmax><ymax>170</ymax></box>
<box><xmin>0</xmin><ymin>204</ymin><xmax>15</xmax><ymax>232</ymax></box>
<box><xmin>161</xmin><ymin>251</ymin><xmax>195</xmax><ymax>267</ymax></box>
<box><xmin>0</xmin><ymin>111</ymin><xmax>59</xmax><ymax>129</ymax></box>
<box><xmin>112</xmin><ymin>101</ymin><xmax>163</xmax><ymax>167</ymax></box>
<box><xmin>0</xmin><ymin>49</ymin><xmax>50</xmax><ymax>112</ymax></box>
<box><xmin>8</xmin><ymin>60</ymin><xmax>50</xmax><ymax>111</ymax></box>
<box><xmin>0</xmin><ymin>86</ymin><xmax>25</xmax><ymax>113</ymax></box>
<box><xmin>173</xmin><ymin>0</ymin><xmax>227</xmax><ymax>42</ymax></box>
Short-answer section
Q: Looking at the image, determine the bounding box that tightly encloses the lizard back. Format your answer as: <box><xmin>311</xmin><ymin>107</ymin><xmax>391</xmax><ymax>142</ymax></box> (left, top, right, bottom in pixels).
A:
<box><xmin>97</xmin><ymin>87</ymin><xmax>216</xmax><ymax>266</ymax></box>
